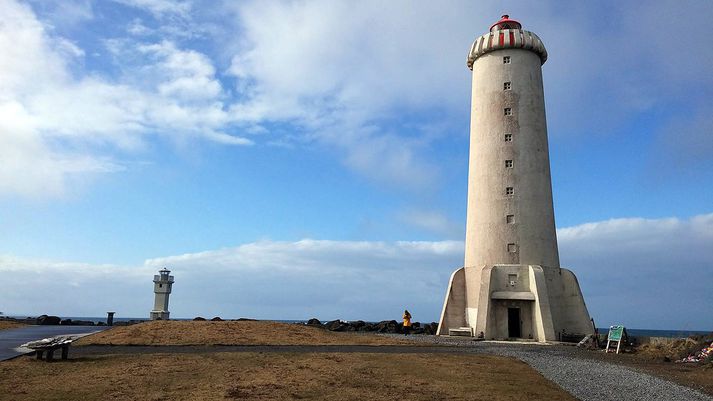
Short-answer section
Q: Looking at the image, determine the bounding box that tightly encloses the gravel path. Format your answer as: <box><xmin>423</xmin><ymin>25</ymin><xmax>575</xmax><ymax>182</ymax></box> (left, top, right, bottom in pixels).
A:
<box><xmin>379</xmin><ymin>334</ymin><xmax>713</xmax><ymax>401</ymax></box>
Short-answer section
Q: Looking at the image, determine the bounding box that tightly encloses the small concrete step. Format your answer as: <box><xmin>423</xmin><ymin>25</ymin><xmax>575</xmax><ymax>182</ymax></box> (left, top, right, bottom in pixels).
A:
<box><xmin>448</xmin><ymin>327</ymin><xmax>473</xmax><ymax>337</ymax></box>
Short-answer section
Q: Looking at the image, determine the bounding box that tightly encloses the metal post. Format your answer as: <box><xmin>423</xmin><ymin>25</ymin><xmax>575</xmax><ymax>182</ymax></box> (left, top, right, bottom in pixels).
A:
<box><xmin>107</xmin><ymin>312</ymin><xmax>115</xmax><ymax>326</ymax></box>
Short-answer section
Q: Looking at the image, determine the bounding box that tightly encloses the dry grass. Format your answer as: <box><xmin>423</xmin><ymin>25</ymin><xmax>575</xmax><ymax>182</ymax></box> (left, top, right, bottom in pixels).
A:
<box><xmin>636</xmin><ymin>336</ymin><xmax>713</xmax><ymax>361</ymax></box>
<box><xmin>76</xmin><ymin>320</ymin><xmax>414</xmax><ymax>346</ymax></box>
<box><xmin>0</xmin><ymin>321</ymin><xmax>24</xmax><ymax>331</ymax></box>
<box><xmin>0</xmin><ymin>352</ymin><xmax>576</xmax><ymax>401</ymax></box>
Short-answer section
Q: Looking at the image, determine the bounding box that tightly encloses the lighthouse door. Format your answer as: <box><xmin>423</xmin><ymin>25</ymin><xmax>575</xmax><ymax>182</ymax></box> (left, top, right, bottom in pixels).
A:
<box><xmin>507</xmin><ymin>308</ymin><xmax>521</xmax><ymax>338</ymax></box>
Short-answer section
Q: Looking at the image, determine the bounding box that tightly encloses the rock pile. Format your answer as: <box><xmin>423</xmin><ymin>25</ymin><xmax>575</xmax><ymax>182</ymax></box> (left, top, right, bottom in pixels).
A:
<box><xmin>306</xmin><ymin>318</ymin><xmax>439</xmax><ymax>335</ymax></box>
<box><xmin>37</xmin><ymin>315</ymin><xmax>61</xmax><ymax>325</ymax></box>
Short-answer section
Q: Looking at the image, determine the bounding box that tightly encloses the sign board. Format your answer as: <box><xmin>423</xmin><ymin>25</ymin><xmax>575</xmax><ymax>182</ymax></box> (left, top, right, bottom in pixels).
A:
<box><xmin>608</xmin><ymin>326</ymin><xmax>624</xmax><ymax>341</ymax></box>
<box><xmin>606</xmin><ymin>325</ymin><xmax>626</xmax><ymax>354</ymax></box>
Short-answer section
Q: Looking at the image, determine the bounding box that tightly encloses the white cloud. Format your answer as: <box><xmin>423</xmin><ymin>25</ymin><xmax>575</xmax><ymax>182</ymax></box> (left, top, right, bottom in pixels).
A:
<box><xmin>6</xmin><ymin>1</ymin><xmax>711</xmax><ymax>197</ymax></box>
<box><xmin>113</xmin><ymin>0</ymin><xmax>191</xmax><ymax>18</ymax></box>
<box><xmin>0</xmin><ymin>0</ymin><xmax>250</xmax><ymax>197</ymax></box>
<box><xmin>220</xmin><ymin>0</ymin><xmax>713</xmax><ymax>189</ymax></box>
<box><xmin>224</xmin><ymin>0</ymin><xmax>486</xmax><ymax>190</ymax></box>
<box><xmin>1</xmin><ymin>240</ymin><xmax>463</xmax><ymax>321</ymax></box>
<box><xmin>396</xmin><ymin>209</ymin><xmax>462</xmax><ymax>238</ymax></box>
<box><xmin>138</xmin><ymin>40</ymin><xmax>222</xmax><ymax>101</ymax></box>
<box><xmin>144</xmin><ymin>239</ymin><xmax>462</xmax><ymax>320</ymax></box>
<box><xmin>0</xmin><ymin>255</ymin><xmax>151</xmax><ymax>317</ymax></box>
<box><xmin>127</xmin><ymin>18</ymin><xmax>151</xmax><ymax>35</ymax></box>
<box><xmin>558</xmin><ymin>213</ymin><xmax>713</xmax><ymax>330</ymax></box>
<box><xmin>2</xmin><ymin>213</ymin><xmax>711</xmax><ymax>329</ymax></box>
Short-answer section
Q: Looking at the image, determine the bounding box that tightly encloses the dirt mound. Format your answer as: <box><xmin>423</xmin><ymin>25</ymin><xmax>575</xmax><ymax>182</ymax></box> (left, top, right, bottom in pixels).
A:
<box><xmin>74</xmin><ymin>320</ymin><xmax>413</xmax><ymax>346</ymax></box>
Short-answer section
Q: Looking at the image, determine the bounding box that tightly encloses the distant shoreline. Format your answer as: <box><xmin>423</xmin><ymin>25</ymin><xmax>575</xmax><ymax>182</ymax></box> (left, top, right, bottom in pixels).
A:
<box><xmin>3</xmin><ymin>315</ymin><xmax>711</xmax><ymax>338</ymax></box>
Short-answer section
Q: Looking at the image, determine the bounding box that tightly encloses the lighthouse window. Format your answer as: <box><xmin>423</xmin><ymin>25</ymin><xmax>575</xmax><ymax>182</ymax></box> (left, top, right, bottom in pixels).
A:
<box><xmin>503</xmin><ymin>56</ymin><xmax>511</xmax><ymax>64</ymax></box>
<box><xmin>504</xmin><ymin>108</ymin><xmax>512</xmax><ymax>116</ymax></box>
<box><xmin>506</xmin><ymin>187</ymin><xmax>514</xmax><ymax>195</ymax></box>
<box><xmin>507</xmin><ymin>243</ymin><xmax>517</xmax><ymax>253</ymax></box>
<box><xmin>506</xmin><ymin>214</ymin><xmax>515</xmax><ymax>224</ymax></box>
<box><xmin>504</xmin><ymin>82</ymin><xmax>511</xmax><ymax>90</ymax></box>
<box><xmin>159</xmin><ymin>284</ymin><xmax>163</xmax><ymax>288</ymax></box>
<box><xmin>505</xmin><ymin>160</ymin><xmax>513</xmax><ymax>168</ymax></box>
<box><xmin>504</xmin><ymin>133</ymin><xmax>513</xmax><ymax>142</ymax></box>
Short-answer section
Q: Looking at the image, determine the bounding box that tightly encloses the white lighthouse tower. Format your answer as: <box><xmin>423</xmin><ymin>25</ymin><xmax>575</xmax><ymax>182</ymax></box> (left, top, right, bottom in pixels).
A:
<box><xmin>437</xmin><ymin>15</ymin><xmax>593</xmax><ymax>341</ymax></box>
<box><xmin>150</xmin><ymin>268</ymin><xmax>174</xmax><ymax>320</ymax></box>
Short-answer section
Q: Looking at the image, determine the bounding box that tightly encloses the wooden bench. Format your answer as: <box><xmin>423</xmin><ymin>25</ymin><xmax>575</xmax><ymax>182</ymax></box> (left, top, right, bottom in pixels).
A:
<box><xmin>22</xmin><ymin>336</ymin><xmax>75</xmax><ymax>362</ymax></box>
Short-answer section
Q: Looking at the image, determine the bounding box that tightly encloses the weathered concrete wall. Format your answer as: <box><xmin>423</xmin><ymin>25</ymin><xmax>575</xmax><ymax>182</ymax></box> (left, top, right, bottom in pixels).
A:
<box><xmin>437</xmin><ymin>267</ymin><xmax>467</xmax><ymax>335</ymax></box>
<box><xmin>464</xmin><ymin>47</ymin><xmax>559</xmax><ymax>272</ymax></box>
<box><xmin>528</xmin><ymin>265</ymin><xmax>556</xmax><ymax>340</ymax></box>
<box><xmin>551</xmin><ymin>268</ymin><xmax>593</xmax><ymax>335</ymax></box>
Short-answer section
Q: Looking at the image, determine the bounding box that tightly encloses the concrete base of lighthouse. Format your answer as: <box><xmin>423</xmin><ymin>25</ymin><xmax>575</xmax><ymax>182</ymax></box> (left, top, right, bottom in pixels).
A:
<box><xmin>437</xmin><ymin>265</ymin><xmax>592</xmax><ymax>341</ymax></box>
<box><xmin>150</xmin><ymin>311</ymin><xmax>170</xmax><ymax>320</ymax></box>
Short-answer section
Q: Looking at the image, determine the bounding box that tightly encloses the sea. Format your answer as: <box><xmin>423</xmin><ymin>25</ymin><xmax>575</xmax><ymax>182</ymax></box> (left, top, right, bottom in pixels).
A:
<box><xmin>599</xmin><ymin>328</ymin><xmax>712</xmax><ymax>338</ymax></box>
<box><xmin>4</xmin><ymin>315</ymin><xmax>711</xmax><ymax>338</ymax></box>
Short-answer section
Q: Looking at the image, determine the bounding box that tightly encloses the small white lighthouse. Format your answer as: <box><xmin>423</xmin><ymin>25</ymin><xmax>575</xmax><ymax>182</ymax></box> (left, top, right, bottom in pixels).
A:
<box><xmin>437</xmin><ymin>15</ymin><xmax>593</xmax><ymax>341</ymax></box>
<box><xmin>150</xmin><ymin>268</ymin><xmax>174</xmax><ymax>320</ymax></box>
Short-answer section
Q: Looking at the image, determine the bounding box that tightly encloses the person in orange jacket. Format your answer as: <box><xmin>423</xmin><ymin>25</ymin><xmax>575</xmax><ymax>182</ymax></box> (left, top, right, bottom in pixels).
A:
<box><xmin>402</xmin><ymin>309</ymin><xmax>412</xmax><ymax>335</ymax></box>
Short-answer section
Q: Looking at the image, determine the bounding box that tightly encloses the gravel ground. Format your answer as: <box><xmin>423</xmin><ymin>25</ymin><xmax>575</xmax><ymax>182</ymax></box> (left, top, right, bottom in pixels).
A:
<box><xmin>379</xmin><ymin>334</ymin><xmax>713</xmax><ymax>401</ymax></box>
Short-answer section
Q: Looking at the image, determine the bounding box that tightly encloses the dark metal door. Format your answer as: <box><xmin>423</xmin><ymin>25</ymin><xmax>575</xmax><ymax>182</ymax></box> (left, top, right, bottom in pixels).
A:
<box><xmin>508</xmin><ymin>308</ymin><xmax>521</xmax><ymax>338</ymax></box>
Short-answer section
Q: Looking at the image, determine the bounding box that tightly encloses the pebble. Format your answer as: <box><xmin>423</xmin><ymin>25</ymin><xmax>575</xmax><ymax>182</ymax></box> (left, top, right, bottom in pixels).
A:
<box><xmin>379</xmin><ymin>334</ymin><xmax>713</xmax><ymax>401</ymax></box>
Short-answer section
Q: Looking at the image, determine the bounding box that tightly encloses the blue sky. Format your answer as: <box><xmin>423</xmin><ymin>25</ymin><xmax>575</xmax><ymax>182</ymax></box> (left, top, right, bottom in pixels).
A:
<box><xmin>0</xmin><ymin>0</ymin><xmax>711</xmax><ymax>331</ymax></box>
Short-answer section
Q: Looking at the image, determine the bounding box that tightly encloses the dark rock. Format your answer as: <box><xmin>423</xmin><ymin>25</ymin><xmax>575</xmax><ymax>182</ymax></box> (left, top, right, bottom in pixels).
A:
<box><xmin>359</xmin><ymin>323</ymin><xmax>375</xmax><ymax>332</ymax></box>
<box><xmin>306</xmin><ymin>318</ymin><xmax>322</xmax><ymax>326</ymax></box>
<box><xmin>325</xmin><ymin>320</ymin><xmax>351</xmax><ymax>332</ymax></box>
<box><xmin>422</xmin><ymin>324</ymin><xmax>433</xmax><ymax>335</ymax></box>
<box><xmin>96</xmin><ymin>321</ymin><xmax>106</xmax><ymax>326</ymax></box>
<box><xmin>412</xmin><ymin>322</ymin><xmax>421</xmax><ymax>328</ymax></box>
<box><xmin>375</xmin><ymin>320</ymin><xmax>399</xmax><ymax>333</ymax></box>
<box><xmin>412</xmin><ymin>327</ymin><xmax>425</xmax><ymax>335</ymax></box>
<box><xmin>37</xmin><ymin>315</ymin><xmax>61</xmax><ymax>325</ymax></box>
<box><xmin>351</xmin><ymin>320</ymin><xmax>366</xmax><ymax>329</ymax></box>
<box><xmin>210</xmin><ymin>317</ymin><xmax>223</xmax><ymax>321</ymax></box>
<box><xmin>60</xmin><ymin>319</ymin><xmax>72</xmax><ymax>325</ymax></box>
<box><xmin>236</xmin><ymin>318</ymin><xmax>258</xmax><ymax>321</ymax></box>
<box><xmin>193</xmin><ymin>317</ymin><xmax>207</xmax><ymax>321</ymax></box>
<box><xmin>72</xmin><ymin>320</ymin><xmax>95</xmax><ymax>326</ymax></box>
<box><xmin>423</xmin><ymin>322</ymin><xmax>439</xmax><ymax>335</ymax></box>
<box><xmin>325</xmin><ymin>320</ymin><xmax>343</xmax><ymax>331</ymax></box>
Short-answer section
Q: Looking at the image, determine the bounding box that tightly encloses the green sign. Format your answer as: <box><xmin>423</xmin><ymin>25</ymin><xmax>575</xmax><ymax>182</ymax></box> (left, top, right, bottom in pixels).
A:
<box><xmin>608</xmin><ymin>325</ymin><xmax>624</xmax><ymax>341</ymax></box>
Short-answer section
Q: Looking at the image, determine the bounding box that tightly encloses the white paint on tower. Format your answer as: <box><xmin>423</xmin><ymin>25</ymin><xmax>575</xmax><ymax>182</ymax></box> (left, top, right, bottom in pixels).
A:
<box><xmin>150</xmin><ymin>268</ymin><xmax>174</xmax><ymax>320</ymax></box>
<box><xmin>438</xmin><ymin>15</ymin><xmax>593</xmax><ymax>342</ymax></box>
